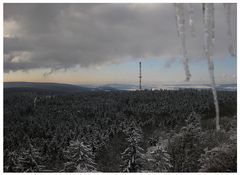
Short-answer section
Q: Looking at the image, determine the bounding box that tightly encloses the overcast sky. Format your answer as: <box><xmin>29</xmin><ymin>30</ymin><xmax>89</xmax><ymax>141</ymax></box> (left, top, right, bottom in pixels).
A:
<box><xmin>4</xmin><ymin>3</ymin><xmax>237</xmax><ymax>84</ymax></box>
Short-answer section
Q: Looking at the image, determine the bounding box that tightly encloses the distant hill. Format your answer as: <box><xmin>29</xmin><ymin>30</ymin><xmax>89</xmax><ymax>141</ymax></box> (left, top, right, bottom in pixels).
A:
<box><xmin>4</xmin><ymin>82</ymin><xmax>236</xmax><ymax>93</ymax></box>
<box><xmin>4</xmin><ymin>82</ymin><xmax>94</xmax><ymax>93</ymax></box>
<box><xmin>97</xmin><ymin>83</ymin><xmax>139</xmax><ymax>91</ymax></box>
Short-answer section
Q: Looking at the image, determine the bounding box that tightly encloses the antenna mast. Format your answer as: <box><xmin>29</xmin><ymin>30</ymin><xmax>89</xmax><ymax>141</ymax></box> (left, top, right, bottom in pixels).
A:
<box><xmin>139</xmin><ymin>62</ymin><xmax>142</xmax><ymax>90</ymax></box>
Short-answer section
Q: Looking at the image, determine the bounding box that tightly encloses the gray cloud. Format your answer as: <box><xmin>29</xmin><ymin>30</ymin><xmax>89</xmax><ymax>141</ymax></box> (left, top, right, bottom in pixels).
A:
<box><xmin>4</xmin><ymin>3</ymin><xmax>237</xmax><ymax>73</ymax></box>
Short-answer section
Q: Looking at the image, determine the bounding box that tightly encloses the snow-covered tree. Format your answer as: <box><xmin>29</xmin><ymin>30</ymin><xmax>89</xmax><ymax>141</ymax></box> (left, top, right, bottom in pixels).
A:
<box><xmin>227</xmin><ymin>115</ymin><xmax>237</xmax><ymax>144</ymax></box>
<box><xmin>63</xmin><ymin>139</ymin><xmax>96</xmax><ymax>172</ymax></box>
<box><xmin>121</xmin><ymin>122</ymin><xmax>145</xmax><ymax>172</ymax></box>
<box><xmin>199</xmin><ymin>143</ymin><xmax>236</xmax><ymax>172</ymax></box>
<box><xmin>185</xmin><ymin>111</ymin><xmax>201</xmax><ymax>129</ymax></box>
<box><xmin>4</xmin><ymin>150</ymin><xmax>21</xmax><ymax>172</ymax></box>
<box><xmin>17</xmin><ymin>137</ymin><xmax>44</xmax><ymax>172</ymax></box>
<box><xmin>145</xmin><ymin>143</ymin><xmax>172</xmax><ymax>172</ymax></box>
<box><xmin>168</xmin><ymin>112</ymin><xmax>203</xmax><ymax>172</ymax></box>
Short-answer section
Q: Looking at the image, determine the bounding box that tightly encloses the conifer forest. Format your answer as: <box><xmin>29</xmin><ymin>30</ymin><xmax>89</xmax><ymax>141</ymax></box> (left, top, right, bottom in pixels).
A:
<box><xmin>4</xmin><ymin>89</ymin><xmax>237</xmax><ymax>172</ymax></box>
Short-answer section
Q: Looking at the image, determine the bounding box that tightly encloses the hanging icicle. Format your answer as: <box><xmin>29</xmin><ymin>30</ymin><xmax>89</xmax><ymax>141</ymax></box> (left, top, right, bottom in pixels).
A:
<box><xmin>174</xmin><ymin>4</ymin><xmax>180</xmax><ymax>38</ymax></box>
<box><xmin>188</xmin><ymin>4</ymin><xmax>196</xmax><ymax>37</ymax></box>
<box><xmin>223</xmin><ymin>3</ymin><xmax>235</xmax><ymax>57</ymax></box>
<box><xmin>174</xmin><ymin>3</ymin><xmax>191</xmax><ymax>81</ymax></box>
<box><xmin>203</xmin><ymin>3</ymin><xmax>220</xmax><ymax>131</ymax></box>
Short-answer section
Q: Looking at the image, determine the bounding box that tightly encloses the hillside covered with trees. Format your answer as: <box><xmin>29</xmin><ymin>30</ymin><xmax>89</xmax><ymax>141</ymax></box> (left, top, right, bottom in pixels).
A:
<box><xmin>4</xmin><ymin>89</ymin><xmax>237</xmax><ymax>172</ymax></box>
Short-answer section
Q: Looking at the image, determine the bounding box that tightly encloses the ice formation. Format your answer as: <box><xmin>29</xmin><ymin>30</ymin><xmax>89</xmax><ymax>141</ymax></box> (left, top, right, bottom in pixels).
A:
<box><xmin>223</xmin><ymin>3</ymin><xmax>235</xmax><ymax>57</ymax></box>
<box><xmin>202</xmin><ymin>3</ymin><xmax>220</xmax><ymax>131</ymax></box>
<box><xmin>188</xmin><ymin>4</ymin><xmax>196</xmax><ymax>37</ymax></box>
<box><xmin>174</xmin><ymin>4</ymin><xmax>191</xmax><ymax>81</ymax></box>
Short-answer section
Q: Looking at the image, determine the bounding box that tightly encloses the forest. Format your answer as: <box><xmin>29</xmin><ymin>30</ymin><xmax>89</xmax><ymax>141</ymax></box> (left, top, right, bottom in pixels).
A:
<box><xmin>4</xmin><ymin>89</ymin><xmax>237</xmax><ymax>172</ymax></box>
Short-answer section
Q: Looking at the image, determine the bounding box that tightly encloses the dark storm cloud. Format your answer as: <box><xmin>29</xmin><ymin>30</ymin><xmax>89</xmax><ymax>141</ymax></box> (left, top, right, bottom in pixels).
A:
<box><xmin>4</xmin><ymin>3</ymin><xmax>237</xmax><ymax>73</ymax></box>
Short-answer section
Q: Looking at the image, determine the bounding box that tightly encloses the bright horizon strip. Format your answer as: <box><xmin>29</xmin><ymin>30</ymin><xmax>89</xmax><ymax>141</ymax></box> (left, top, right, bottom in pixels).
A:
<box><xmin>4</xmin><ymin>56</ymin><xmax>236</xmax><ymax>85</ymax></box>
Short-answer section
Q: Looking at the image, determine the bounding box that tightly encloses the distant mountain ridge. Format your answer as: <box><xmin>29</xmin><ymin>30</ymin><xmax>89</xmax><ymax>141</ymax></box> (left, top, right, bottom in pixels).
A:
<box><xmin>4</xmin><ymin>82</ymin><xmax>121</xmax><ymax>92</ymax></box>
<box><xmin>4</xmin><ymin>82</ymin><xmax>237</xmax><ymax>92</ymax></box>
<box><xmin>4</xmin><ymin>82</ymin><xmax>93</xmax><ymax>92</ymax></box>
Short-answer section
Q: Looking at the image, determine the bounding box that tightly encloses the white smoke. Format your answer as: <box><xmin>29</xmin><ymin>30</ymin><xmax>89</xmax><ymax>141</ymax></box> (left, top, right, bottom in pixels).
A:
<box><xmin>223</xmin><ymin>3</ymin><xmax>235</xmax><ymax>57</ymax></box>
<box><xmin>174</xmin><ymin>4</ymin><xmax>191</xmax><ymax>81</ymax></box>
<box><xmin>203</xmin><ymin>3</ymin><xmax>220</xmax><ymax>131</ymax></box>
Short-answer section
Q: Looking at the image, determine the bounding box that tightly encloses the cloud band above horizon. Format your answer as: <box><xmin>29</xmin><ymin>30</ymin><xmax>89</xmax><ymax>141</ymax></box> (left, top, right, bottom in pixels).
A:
<box><xmin>4</xmin><ymin>3</ymin><xmax>237</xmax><ymax>73</ymax></box>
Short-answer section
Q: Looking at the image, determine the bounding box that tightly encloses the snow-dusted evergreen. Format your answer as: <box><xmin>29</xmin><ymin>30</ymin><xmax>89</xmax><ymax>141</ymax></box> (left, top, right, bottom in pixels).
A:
<box><xmin>199</xmin><ymin>143</ymin><xmax>236</xmax><ymax>172</ymax></box>
<box><xmin>4</xmin><ymin>137</ymin><xmax>45</xmax><ymax>172</ymax></box>
<box><xmin>121</xmin><ymin>121</ymin><xmax>145</xmax><ymax>172</ymax></box>
<box><xmin>63</xmin><ymin>139</ymin><xmax>96</xmax><ymax>172</ymax></box>
<box><xmin>167</xmin><ymin>112</ymin><xmax>203</xmax><ymax>172</ymax></box>
<box><xmin>145</xmin><ymin>142</ymin><xmax>172</xmax><ymax>172</ymax></box>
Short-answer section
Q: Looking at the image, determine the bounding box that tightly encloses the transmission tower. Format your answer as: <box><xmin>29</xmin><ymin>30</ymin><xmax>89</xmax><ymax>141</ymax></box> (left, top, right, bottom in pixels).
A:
<box><xmin>139</xmin><ymin>62</ymin><xmax>142</xmax><ymax>90</ymax></box>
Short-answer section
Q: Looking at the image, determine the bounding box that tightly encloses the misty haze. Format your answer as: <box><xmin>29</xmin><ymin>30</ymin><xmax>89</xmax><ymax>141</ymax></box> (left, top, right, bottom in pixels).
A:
<box><xmin>4</xmin><ymin>3</ymin><xmax>237</xmax><ymax>172</ymax></box>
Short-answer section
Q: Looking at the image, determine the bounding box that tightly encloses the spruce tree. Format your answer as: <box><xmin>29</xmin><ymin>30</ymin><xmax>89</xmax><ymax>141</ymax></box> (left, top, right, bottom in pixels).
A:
<box><xmin>18</xmin><ymin>137</ymin><xmax>45</xmax><ymax>172</ymax></box>
<box><xmin>168</xmin><ymin>112</ymin><xmax>203</xmax><ymax>172</ymax></box>
<box><xmin>199</xmin><ymin>143</ymin><xmax>237</xmax><ymax>172</ymax></box>
<box><xmin>63</xmin><ymin>139</ymin><xmax>96</xmax><ymax>172</ymax></box>
<box><xmin>145</xmin><ymin>143</ymin><xmax>172</xmax><ymax>172</ymax></box>
<box><xmin>121</xmin><ymin>122</ymin><xmax>145</xmax><ymax>172</ymax></box>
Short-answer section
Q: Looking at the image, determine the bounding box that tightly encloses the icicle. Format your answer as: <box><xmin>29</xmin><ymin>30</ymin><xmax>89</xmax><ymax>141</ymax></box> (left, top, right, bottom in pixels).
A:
<box><xmin>203</xmin><ymin>3</ymin><xmax>220</xmax><ymax>131</ymax></box>
<box><xmin>174</xmin><ymin>4</ymin><xmax>191</xmax><ymax>81</ymax></box>
<box><xmin>188</xmin><ymin>4</ymin><xmax>196</xmax><ymax>37</ymax></box>
<box><xmin>223</xmin><ymin>3</ymin><xmax>235</xmax><ymax>57</ymax></box>
<box><xmin>174</xmin><ymin>4</ymin><xmax>180</xmax><ymax>38</ymax></box>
